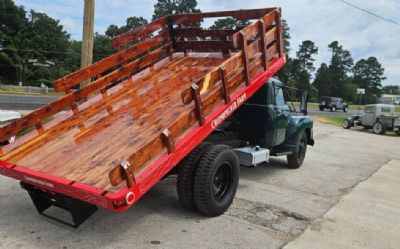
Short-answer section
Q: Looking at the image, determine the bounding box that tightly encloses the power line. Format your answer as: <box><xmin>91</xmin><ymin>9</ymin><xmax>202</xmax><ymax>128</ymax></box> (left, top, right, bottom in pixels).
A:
<box><xmin>0</xmin><ymin>47</ymin><xmax>110</xmax><ymax>57</ymax></box>
<box><xmin>339</xmin><ymin>0</ymin><xmax>400</xmax><ymax>26</ymax></box>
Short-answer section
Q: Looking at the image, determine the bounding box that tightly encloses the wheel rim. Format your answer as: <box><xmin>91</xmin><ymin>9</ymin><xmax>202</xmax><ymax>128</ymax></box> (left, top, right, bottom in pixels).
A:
<box><xmin>213</xmin><ymin>162</ymin><xmax>233</xmax><ymax>200</ymax></box>
<box><xmin>343</xmin><ymin>120</ymin><xmax>348</xmax><ymax>128</ymax></box>
<box><xmin>374</xmin><ymin>123</ymin><xmax>382</xmax><ymax>133</ymax></box>
<box><xmin>297</xmin><ymin>136</ymin><xmax>307</xmax><ymax>162</ymax></box>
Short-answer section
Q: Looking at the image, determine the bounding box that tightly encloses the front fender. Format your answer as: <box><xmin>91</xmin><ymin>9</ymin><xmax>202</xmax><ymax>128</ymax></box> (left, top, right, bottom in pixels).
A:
<box><xmin>274</xmin><ymin>115</ymin><xmax>314</xmax><ymax>153</ymax></box>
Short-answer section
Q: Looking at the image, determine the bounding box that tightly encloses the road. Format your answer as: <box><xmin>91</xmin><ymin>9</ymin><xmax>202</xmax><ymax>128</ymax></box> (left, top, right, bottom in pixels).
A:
<box><xmin>0</xmin><ymin>94</ymin><xmax>58</xmax><ymax>110</ymax></box>
<box><xmin>0</xmin><ymin>94</ymin><xmax>362</xmax><ymax>117</ymax></box>
<box><xmin>309</xmin><ymin>109</ymin><xmax>358</xmax><ymax>117</ymax></box>
<box><xmin>0</xmin><ymin>121</ymin><xmax>399</xmax><ymax>248</ymax></box>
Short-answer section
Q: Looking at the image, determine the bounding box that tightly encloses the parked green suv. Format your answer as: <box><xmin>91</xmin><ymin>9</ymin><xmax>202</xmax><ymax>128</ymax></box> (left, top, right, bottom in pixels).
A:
<box><xmin>319</xmin><ymin>96</ymin><xmax>348</xmax><ymax>112</ymax></box>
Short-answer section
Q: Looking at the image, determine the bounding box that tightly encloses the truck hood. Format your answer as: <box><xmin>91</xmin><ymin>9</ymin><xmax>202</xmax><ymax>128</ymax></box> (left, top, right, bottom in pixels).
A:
<box><xmin>0</xmin><ymin>110</ymin><xmax>21</xmax><ymax>122</ymax></box>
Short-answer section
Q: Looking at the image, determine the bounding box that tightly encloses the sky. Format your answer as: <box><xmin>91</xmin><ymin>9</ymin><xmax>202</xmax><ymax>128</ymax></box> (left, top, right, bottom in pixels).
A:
<box><xmin>14</xmin><ymin>0</ymin><xmax>400</xmax><ymax>86</ymax></box>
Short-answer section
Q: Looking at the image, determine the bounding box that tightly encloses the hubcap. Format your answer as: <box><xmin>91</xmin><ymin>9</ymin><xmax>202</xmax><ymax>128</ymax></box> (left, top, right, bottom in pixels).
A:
<box><xmin>213</xmin><ymin>162</ymin><xmax>232</xmax><ymax>200</ymax></box>
<box><xmin>343</xmin><ymin>120</ymin><xmax>348</xmax><ymax>128</ymax></box>
<box><xmin>374</xmin><ymin>123</ymin><xmax>382</xmax><ymax>133</ymax></box>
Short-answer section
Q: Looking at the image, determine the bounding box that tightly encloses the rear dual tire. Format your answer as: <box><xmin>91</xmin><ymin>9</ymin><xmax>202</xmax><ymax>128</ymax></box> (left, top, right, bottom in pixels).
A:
<box><xmin>177</xmin><ymin>144</ymin><xmax>239</xmax><ymax>216</ymax></box>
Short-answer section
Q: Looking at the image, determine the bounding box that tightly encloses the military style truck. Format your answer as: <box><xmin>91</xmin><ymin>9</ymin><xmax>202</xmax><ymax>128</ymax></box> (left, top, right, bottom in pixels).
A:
<box><xmin>342</xmin><ymin>104</ymin><xmax>400</xmax><ymax>135</ymax></box>
<box><xmin>0</xmin><ymin>8</ymin><xmax>314</xmax><ymax>227</ymax></box>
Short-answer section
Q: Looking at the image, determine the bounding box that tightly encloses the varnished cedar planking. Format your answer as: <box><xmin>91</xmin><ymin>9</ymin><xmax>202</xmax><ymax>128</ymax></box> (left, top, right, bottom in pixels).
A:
<box><xmin>112</xmin><ymin>17</ymin><xmax>168</xmax><ymax>50</ymax></box>
<box><xmin>0</xmin><ymin>43</ymin><xmax>172</xmax><ymax>144</ymax></box>
<box><xmin>0</xmin><ymin>8</ymin><xmax>283</xmax><ymax>191</ymax></box>
<box><xmin>54</xmin><ymin>31</ymin><xmax>170</xmax><ymax>92</ymax></box>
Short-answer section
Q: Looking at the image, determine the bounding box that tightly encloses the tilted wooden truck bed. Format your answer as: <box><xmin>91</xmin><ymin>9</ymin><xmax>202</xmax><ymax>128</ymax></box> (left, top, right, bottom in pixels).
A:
<box><xmin>0</xmin><ymin>8</ymin><xmax>285</xmax><ymax>211</ymax></box>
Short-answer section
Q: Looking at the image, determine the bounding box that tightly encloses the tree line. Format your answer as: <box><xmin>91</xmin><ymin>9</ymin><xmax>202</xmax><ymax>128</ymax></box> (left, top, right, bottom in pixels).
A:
<box><xmin>0</xmin><ymin>0</ymin><xmax>398</xmax><ymax>103</ymax></box>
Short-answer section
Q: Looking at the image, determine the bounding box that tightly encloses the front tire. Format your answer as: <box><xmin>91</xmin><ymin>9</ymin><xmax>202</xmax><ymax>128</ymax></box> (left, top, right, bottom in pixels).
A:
<box><xmin>319</xmin><ymin>106</ymin><xmax>324</xmax><ymax>111</ymax></box>
<box><xmin>287</xmin><ymin>132</ymin><xmax>307</xmax><ymax>169</ymax></box>
<box><xmin>372</xmin><ymin>121</ymin><xmax>386</xmax><ymax>135</ymax></box>
<box><xmin>194</xmin><ymin>145</ymin><xmax>240</xmax><ymax>217</ymax></box>
<box><xmin>331</xmin><ymin>106</ymin><xmax>336</xmax><ymax>112</ymax></box>
<box><xmin>342</xmin><ymin>119</ymin><xmax>351</xmax><ymax>129</ymax></box>
<box><xmin>343</xmin><ymin>106</ymin><xmax>348</xmax><ymax>112</ymax></box>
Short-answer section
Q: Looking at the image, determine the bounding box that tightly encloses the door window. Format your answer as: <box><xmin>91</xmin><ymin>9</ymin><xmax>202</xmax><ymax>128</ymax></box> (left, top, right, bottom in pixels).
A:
<box><xmin>275</xmin><ymin>87</ymin><xmax>287</xmax><ymax>106</ymax></box>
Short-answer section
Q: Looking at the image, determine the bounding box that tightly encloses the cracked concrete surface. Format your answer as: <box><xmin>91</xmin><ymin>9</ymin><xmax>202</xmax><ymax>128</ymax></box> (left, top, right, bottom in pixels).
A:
<box><xmin>0</xmin><ymin>121</ymin><xmax>399</xmax><ymax>249</ymax></box>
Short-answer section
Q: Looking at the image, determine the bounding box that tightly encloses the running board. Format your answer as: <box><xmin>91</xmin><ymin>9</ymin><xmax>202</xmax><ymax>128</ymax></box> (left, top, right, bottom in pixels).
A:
<box><xmin>20</xmin><ymin>182</ymin><xmax>97</xmax><ymax>228</ymax></box>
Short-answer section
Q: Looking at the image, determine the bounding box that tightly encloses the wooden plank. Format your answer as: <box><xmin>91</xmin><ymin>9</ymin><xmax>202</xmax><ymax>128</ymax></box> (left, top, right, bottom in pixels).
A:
<box><xmin>54</xmin><ymin>31</ymin><xmax>170</xmax><ymax>92</ymax></box>
<box><xmin>220</xmin><ymin>66</ymin><xmax>231</xmax><ymax>104</ymax></box>
<box><xmin>240</xmin><ymin>32</ymin><xmax>251</xmax><ymax>86</ymax></box>
<box><xmin>0</xmin><ymin>43</ymin><xmax>172</xmax><ymax>143</ymax></box>
<box><xmin>171</xmin><ymin>8</ymin><xmax>276</xmax><ymax>25</ymax></box>
<box><xmin>191</xmin><ymin>84</ymin><xmax>206</xmax><ymax>126</ymax></box>
<box><xmin>174</xmin><ymin>27</ymin><xmax>238</xmax><ymax>38</ymax></box>
<box><xmin>259</xmin><ymin>20</ymin><xmax>268</xmax><ymax>70</ymax></box>
<box><xmin>111</xmin><ymin>17</ymin><xmax>168</xmax><ymax>50</ymax></box>
<box><xmin>174</xmin><ymin>40</ymin><xmax>234</xmax><ymax>51</ymax></box>
<box><xmin>181</xmin><ymin>52</ymin><xmax>242</xmax><ymax>105</ymax></box>
<box><xmin>232</xmin><ymin>10</ymin><xmax>277</xmax><ymax>48</ymax></box>
<box><xmin>275</xmin><ymin>11</ymin><xmax>284</xmax><ymax>56</ymax></box>
<box><xmin>161</xmin><ymin>129</ymin><xmax>176</xmax><ymax>153</ymax></box>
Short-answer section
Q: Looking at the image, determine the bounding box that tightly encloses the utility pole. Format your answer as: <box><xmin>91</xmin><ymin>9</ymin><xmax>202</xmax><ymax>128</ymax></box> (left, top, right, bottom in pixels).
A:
<box><xmin>81</xmin><ymin>0</ymin><xmax>95</xmax><ymax>87</ymax></box>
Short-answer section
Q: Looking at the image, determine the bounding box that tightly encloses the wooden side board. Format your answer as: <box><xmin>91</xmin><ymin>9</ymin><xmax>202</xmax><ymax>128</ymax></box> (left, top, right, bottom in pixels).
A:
<box><xmin>112</xmin><ymin>17</ymin><xmax>169</xmax><ymax>50</ymax></box>
<box><xmin>0</xmin><ymin>43</ymin><xmax>172</xmax><ymax>144</ymax></box>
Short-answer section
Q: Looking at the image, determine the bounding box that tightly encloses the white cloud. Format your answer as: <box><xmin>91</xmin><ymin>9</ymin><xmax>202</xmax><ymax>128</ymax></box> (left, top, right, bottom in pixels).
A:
<box><xmin>14</xmin><ymin>0</ymin><xmax>400</xmax><ymax>85</ymax></box>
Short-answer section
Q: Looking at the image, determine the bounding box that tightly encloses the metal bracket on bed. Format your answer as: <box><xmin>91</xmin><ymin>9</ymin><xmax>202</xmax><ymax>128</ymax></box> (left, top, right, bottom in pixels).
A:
<box><xmin>20</xmin><ymin>182</ymin><xmax>98</xmax><ymax>228</ymax></box>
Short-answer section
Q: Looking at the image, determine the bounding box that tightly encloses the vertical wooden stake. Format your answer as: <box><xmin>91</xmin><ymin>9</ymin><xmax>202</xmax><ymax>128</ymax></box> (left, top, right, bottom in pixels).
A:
<box><xmin>258</xmin><ymin>20</ymin><xmax>268</xmax><ymax>70</ymax></box>
<box><xmin>35</xmin><ymin>123</ymin><xmax>45</xmax><ymax>135</ymax></box>
<box><xmin>100</xmin><ymin>88</ymin><xmax>108</xmax><ymax>98</ymax></box>
<box><xmin>219</xmin><ymin>66</ymin><xmax>231</xmax><ymax>104</ymax></box>
<box><xmin>65</xmin><ymin>89</ymin><xmax>80</xmax><ymax>114</ymax></box>
<box><xmin>275</xmin><ymin>10</ymin><xmax>284</xmax><ymax>57</ymax></box>
<box><xmin>221</xmin><ymin>35</ymin><xmax>230</xmax><ymax>57</ymax></box>
<box><xmin>162</xmin><ymin>129</ymin><xmax>175</xmax><ymax>153</ymax></box>
<box><xmin>239</xmin><ymin>31</ymin><xmax>250</xmax><ymax>86</ymax></box>
<box><xmin>191</xmin><ymin>84</ymin><xmax>205</xmax><ymax>126</ymax></box>
<box><xmin>120</xmin><ymin>161</ymin><xmax>135</xmax><ymax>188</ymax></box>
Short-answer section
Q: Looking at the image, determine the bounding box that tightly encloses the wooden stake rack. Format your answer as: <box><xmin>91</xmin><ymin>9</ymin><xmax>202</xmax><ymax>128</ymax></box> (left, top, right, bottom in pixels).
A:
<box><xmin>0</xmin><ymin>8</ymin><xmax>285</xmax><ymax>206</ymax></box>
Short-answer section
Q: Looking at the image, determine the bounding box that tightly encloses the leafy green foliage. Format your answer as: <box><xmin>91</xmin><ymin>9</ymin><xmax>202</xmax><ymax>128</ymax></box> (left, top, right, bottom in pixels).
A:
<box><xmin>353</xmin><ymin>57</ymin><xmax>386</xmax><ymax>103</ymax></box>
<box><xmin>209</xmin><ymin>17</ymin><xmax>250</xmax><ymax>30</ymax></box>
<box><xmin>382</xmin><ymin>85</ymin><xmax>400</xmax><ymax>95</ymax></box>
<box><xmin>105</xmin><ymin>17</ymin><xmax>148</xmax><ymax>38</ymax></box>
<box><xmin>152</xmin><ymin>0</ymin><xmax>201</xmax><ymax>20</ymax></box>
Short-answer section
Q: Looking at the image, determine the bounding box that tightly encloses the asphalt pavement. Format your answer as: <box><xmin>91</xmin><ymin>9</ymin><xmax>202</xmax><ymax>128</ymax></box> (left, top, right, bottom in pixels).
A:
<box><xmin>1</xmin><ymin>121</ymin><xmax>399</xmax><ymax>248</ymax></box>
<box><xmin>0</xmin><ymin>94</ymin><xmax>58</xmax><ymax>110</ymax></box>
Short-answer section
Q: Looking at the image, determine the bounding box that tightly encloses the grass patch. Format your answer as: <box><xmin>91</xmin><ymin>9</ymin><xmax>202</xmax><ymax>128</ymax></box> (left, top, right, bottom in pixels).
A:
<box><xmin>314</xmin><ymin>115</ymin><xmax>348</xmax><ymax>126</ymax></box>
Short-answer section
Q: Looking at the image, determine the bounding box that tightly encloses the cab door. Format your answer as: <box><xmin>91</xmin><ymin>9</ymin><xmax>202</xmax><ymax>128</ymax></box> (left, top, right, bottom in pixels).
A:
<box><xmin>273</xmin><ymin>85</ymin><xmax>291</xmax><ymax>145</ymax></box>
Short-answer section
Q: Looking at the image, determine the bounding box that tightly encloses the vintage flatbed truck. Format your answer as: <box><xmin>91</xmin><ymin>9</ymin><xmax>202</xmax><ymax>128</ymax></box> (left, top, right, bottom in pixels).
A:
<box><xmin>0</xmin><ymin>8</ymin><xmax>314</xmax><ymax>227</ymax></box>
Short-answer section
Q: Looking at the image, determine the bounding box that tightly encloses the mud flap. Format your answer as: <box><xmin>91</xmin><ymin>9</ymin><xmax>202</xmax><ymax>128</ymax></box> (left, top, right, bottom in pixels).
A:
<box><xmin>20</xmin><ymin>182</ymin><xmax>98</xmax><ymax>228</ymax></box>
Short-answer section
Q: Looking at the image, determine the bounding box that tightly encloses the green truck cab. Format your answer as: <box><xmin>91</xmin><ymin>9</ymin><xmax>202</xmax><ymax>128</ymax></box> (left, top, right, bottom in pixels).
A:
<box><xmin>206</xmin><ymin>78</ymin><xmax>315</xmax><ymax>169</ymax></box>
